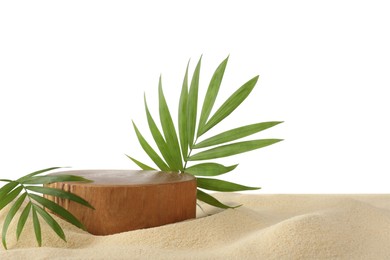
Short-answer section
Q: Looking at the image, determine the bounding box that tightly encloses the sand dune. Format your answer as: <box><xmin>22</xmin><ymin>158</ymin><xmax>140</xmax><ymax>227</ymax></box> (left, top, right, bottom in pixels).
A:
<box><xmin>1</xmin><ymin>194</ymin><xmax>390</xmax><ymax>259</ymax></box>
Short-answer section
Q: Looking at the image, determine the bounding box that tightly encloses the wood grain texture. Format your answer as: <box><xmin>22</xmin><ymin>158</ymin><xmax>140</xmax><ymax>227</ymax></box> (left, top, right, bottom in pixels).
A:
<box><xmin>44</xmin><ymin>170</ymin><xmax>197</xmax><ymax>235</ymax></box>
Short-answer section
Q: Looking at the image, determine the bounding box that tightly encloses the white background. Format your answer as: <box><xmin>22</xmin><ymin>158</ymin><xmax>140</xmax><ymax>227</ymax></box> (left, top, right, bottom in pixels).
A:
<box><xmin>1</xmin><ymin>1</ymin><xmax>389</xmax><ymax>193</ymax></box>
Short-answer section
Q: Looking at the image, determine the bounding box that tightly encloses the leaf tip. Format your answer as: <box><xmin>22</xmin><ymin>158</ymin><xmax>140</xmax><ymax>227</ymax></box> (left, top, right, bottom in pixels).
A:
<box><xmin>125</xmin><ymin>154</ymin><xmax>134</xmax><ymax>161</ymax></box>
<box><xmin>232</xmin><ymin>204</ymin><xmax>243</xmax><ymax>209</ymax></box>
<box><xmin>2</xmin><ymin>240</ymin><xmax>8</xmax><ymax>250</ymax></box>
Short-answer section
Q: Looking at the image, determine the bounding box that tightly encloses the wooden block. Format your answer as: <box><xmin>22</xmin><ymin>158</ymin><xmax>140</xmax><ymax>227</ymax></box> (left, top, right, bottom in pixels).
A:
<box><xmin>44</xmin><ymin>170</ymin><xmax>197</xmax><ymax>235</ymax></box>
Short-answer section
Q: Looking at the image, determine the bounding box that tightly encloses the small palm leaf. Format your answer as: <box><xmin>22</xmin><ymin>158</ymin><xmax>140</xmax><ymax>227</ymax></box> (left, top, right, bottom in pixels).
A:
<box><xmin>197</xmin><ymin>189</ymin><xmax>238</xmax><ymax>209</ymax></box>
<box><xmin>198</xmin><ymin>75</ymin><xmax>259</xmax><ymax>137</ymax></box>
<box><xmin>132</xmin><ymin>121</ymin><xmax>170</xmax><ymax>171</ymax></box>
<box><xmin>187</xmin><ymin>57</ymin><xmax>202</xmax><ymax>148</ymax></box>
<box><xmin>178</xmin><ymin>61</ymin><xmax>190</xmax><ymax>159</ymax></box>
<box><xmin>125</xmin><ymin>155</ymin><xmax>156</xmax><ymax>170</ymax></box>
<box><xmin>16</xmin><ymin>202</ymin><xmax>32</xmax><ymax>240</ymax></box>
<box><xmin>29</xmin><ymin>193</ymin><xmax>86</xmax><ymax>230</ymax></box>
<box><xmin>33</xmin><ymin>204</ymin><xmax>66</xmax><ymax>242</ymax></box>
<box><xmin>32</xmin><ymin>207</ymin><xmax>42</xmax><ymax>247</ymax></box>
<box><xmin>2</xmin><ymin>193</ymin><xmax>27</xmax><ymax>249</ymax></box>
<box><xmin>194</xmin><ymin>121</ymin><xmax>283</xmax><ymax>149</ymax></box>
<box><xmin>197</xmin><ymin>56</ymin><xmax>229</xmax><ymax>136</ymax></box>
<box><xmin>26</xmin><ymin>186</ymin><xmax>94</xmax><ymax>209</ymax></box>
<box><xmin>1</xmin><ymin>168</ymin><xmax>94</xmax><ymax>249</ymax></box>
<box><xmin>189</xmin><ymin>139</ymin><xmax>283</xmax><ymax>161</ymax></box>
<box><xmin>158</xmin><ymin>77</ymin><xmax>183</xmax><ymax>170</ymax></box>
<box><xmin>186</xmin><ymin>163</ymin><xmax>237</xmax><ymax>176</ymax></box>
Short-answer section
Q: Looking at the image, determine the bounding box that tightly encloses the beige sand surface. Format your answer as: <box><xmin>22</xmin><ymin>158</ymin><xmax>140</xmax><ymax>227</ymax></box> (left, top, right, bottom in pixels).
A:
<box><xmin>1</xmin><ymin>193</ymin><xmax>390</xmax><ymax>259</ymax></box>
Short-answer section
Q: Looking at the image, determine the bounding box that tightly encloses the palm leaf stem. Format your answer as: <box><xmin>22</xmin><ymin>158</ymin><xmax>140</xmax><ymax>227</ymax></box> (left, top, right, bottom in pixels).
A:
<box><xmin>183</xmin><ymin>137</ymin><xmax>198</xmax><ymax>171</ymax></box>
<box><xmin>20</xmin><ymin>184</ymin><xmax>35</xmax><ymax>206</ymax></box>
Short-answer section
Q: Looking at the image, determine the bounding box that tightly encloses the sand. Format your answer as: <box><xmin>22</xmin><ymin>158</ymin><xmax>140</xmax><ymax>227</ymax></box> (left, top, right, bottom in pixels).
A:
<box><xmin>1</xmin><ymin>193</ymin><xmax>390</xmax><ymax>259</ymax></box>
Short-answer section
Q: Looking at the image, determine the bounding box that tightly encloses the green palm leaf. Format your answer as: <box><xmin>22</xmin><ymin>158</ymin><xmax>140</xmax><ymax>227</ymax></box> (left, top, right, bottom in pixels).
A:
<box><xmin>0</xmin><ymin>186</ymin><xmax>23</xmax><ymax>211</ymax></box>
<box><xmin>197</xmin><ymin>178</ymin><xmax>259</xmax><ymax>192</ymax></box>
<box><xmin>144</xmin><ymin>95</ymin><xmax>178</xmax><ymax>170</ymax></box>
<box><xmin>178</xmin><ymin>61</ymin><xmax>190</xmax><ymax>159</ymax></box>
<box><xmin>197</xmin><ymin>189</ymin><xmax>237</xmax><ymax>209</ymax></box>
<box><xmin>197</xmin><ymin>56</ymin><xmax>229</xmax><ymax>136</ymax></box>
<box><xmin>132</xmin><ymin>121</ymin><xmax>170</xmax><ymax>171</ymax></box>
<box><xmin>16</xmin><ymin>202</ymin><xmax>31</xmax><ymax>240</ymax></box>
<box><xmin>158</xmin><ymin>77</ymin><xmax>183</xmax><ymax>170</ymax></box>
<box><xmin>187</xmin><ymin>57</ymin><xmax>202</xmax><ymax>148</ymax></box>
<box><xmin>189</xmin><ymin>139</ymin><xmax>283</xmax><ymax>161</ymax></box>
<box><xmin>26</xmin><ymin>186</ymin><xmax>94</xmax><ymax>209</ymax></box>
<box><xmin>29</xmin><ymin>193</ymin><xmax>86</xmax><ymax>230</ymax></box>
<box><xmin>185</xmin><ymin>163</ymin><xmax>237</xmax><ymax>176</ymax></box>
<box><xmin>125</xmin><ymin>155</ymin><xmax>156</xmax><ymax>170</ymax></box>
<box><xmin>32</xmin><ymin>207</ymin><xmax>41</xmax><ymax>247</ymax></box>
<box><xmin>198</xmin><ymin>75</ymin><xmax>259</xmax><ymax>137</ymax></box>
<box><xmin>1</xmin><ymin>167</ymin><xmax>94</xmax><ymax>249</ymax></box>
<box><xmin>128</xmin><ymin>56</ymin><xmax>284</xmax><ymax>210</ymax></box>
<box><xmin>194</xmin><ymin>121</ymin><xmax>283</xmax><ymax>149</ymax></box>
<box><xmin>33</xmin><ymin>204</ymin><xmax>66</xmax><ymax>242</ymax></box>
<box><xmin>2</xmin><ymin>193</ymin><xmax>27</xmax><ymax>249</ymax></box>
<box><xmin>21</xmin><ymin>175</ymin><xmax>92</xmax><ymax>185</ymax></box>
<box><xmin>0</xmin><ymin>182</ymin><xmax>18</xmax><ymax>201</ymax></box>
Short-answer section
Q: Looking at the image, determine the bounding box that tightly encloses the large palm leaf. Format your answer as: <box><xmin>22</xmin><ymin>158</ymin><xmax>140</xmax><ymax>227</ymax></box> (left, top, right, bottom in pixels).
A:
<box><xmin>129</xmin><ymin>56</ymin><xmax>283</xmax><ymax>208</ymax></box>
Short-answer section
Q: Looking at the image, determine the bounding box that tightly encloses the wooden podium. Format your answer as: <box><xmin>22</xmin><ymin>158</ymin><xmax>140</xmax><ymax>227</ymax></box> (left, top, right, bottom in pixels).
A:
<box><xmin>44</xmin><ymin>170</ymin><xmax>197</xmax><ymax>235</ymax></box>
